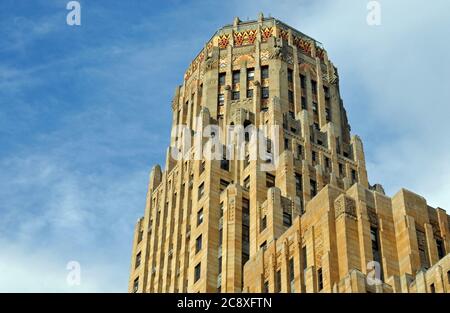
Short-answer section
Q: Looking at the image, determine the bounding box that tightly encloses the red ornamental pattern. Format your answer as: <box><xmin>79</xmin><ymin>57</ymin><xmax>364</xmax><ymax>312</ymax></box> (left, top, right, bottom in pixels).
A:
<box><xmin>294</xmin><ymin>36</ymin><xmax>313</xmax><ymax>57</ymax></box>
<box><xmin>218</xmin><ymin>34</ymin><xmax>230</xmax><ymax>49</ymax></box>
<box><xmin>261</xmin><ymin>27</ymin><xmax>273</xmax><ymax>42</ymax></box>
<box><xmin>233</xmin><ymin>29</ymin><xmax>257</xmax><ymax>46</ymax></box>
<box><xmin>279</xmin><ymin>29</ymin><xmax>289</xmax><ymax>41</ymax></box>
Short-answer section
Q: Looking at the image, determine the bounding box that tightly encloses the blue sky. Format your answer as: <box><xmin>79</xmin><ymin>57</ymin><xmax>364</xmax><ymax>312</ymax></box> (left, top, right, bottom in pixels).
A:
<box><xmin>1</xmin><ymin>0</ymin><xmax>450</xmax><ymax>292</ymax></box>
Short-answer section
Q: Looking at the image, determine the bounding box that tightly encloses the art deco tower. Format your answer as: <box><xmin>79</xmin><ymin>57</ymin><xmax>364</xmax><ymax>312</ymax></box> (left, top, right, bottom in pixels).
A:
<box><xmin>129</xmin><ymin>15</ymin><xmax>450</xmax><ymax>293</ymax></box>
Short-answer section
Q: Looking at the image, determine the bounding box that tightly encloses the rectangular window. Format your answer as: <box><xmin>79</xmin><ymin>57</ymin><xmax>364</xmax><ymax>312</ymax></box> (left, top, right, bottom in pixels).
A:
<box><xmin>220</xmin><ymin>179</ymin><xmax>229</xmax><ymax>192</ymax></box>
<box><xmin>261</xmin><ymin>216</ymin><xmax>267</xmax><ymax>232</ymax></box>
<box><xmin>263</xmin><ymin>281</ymin><xmax>269</xmax><ymax>293</ymax></box>
<box><xmin>260</xmin><ymin>241</ymin><xmax>267</xmax><ymax>251</ymax></box>
<box><xmin>133</xmin><ymin>277</ymin><xmax>139</xmax><ymax>293</ymax></box>
<box><xmin>318</xmin><ymin>268</ymin><xmax>323</xmax><ymax>291</ymax></box>
<box><xmin>137</xmin><ymin>230</ymin><xmax>143</xmax><ymax>243</ymax></box>
<box><xmin>312</xmin><ymin>101</ymin><xmax>318</xmax><ymax>114</ymax></box>
<box><xmin>300</xmin><ymin>74</ymin><xmax>306</xmax><ymax>89</ymax></box>
<box><xmin>261</xmin><ymin>66</ymin><xmax>269</xmax><ymax>79</ymax></box>
<box><xmin>200</xmin><ymin>160</ymin><xmax>205</xmax><ymax>173</ymax></box>
<box><xmin>289</xmin><ymin>258</ymin><xmax>295</xmax><ymax>286</ymax></box>
<box><xmin>302</xmin><ymin>246</ymin><xmax>307</xmax><ymax>269</ymax></box>
<box><xmin>284</xmin><ymin>138</ymin><xmax>290</xmax><ymax>150</ymax></box>
<box><xmin>218</xmin><ymin>256</ymin><xmax>222</xmax><ymax>273</ymax></box>
<box><xmin>311</xmin><ymin>80</ymin><xmax>317</xmax><ymax>95</ymax></box>
<box><xmin>430</xmin><ymin>283</ymin><xmax>436</xmax><ymax>293</ymax></box>
<box><xmin>262</xmin><ymin>87</ymin><xmax>269</xmax><ymax>99</ymax></box>
<box><xmin>287</xmin><ymin>68</ymin><xmax>293</xmax><ymax>83</ymax></box>
<box><xmin>135</xmin><ymin>252</ymin><xmax>141</xmax><ymax>269</ymax></box>
<box><xmin>339</xmin><ymin>163</ymin><xmax>344</xmax><ymax>177</ymax></box>
<box><xmin>232</xmin><ymin>91</ymin><xmax>240</xmax><ymax>100</ymax></box>
<box><xmin>198</xmin><ymin>182</ymin><xmax>204</xmax><ymax>200</ymax></box>
<box><xmin>312</xmin><ymin>151</ymin><xmax>317</xmax><ymax>162</ymax></box>
<box><xmin>244</xmin><ymin>176</ymin><xmax>250</xmax><ymax>190</ymax></box>
<box><xmin>371</xmin><ymin>227</ymin><xmax>384</xmax><ymax>281</ymax></box>
<box><xmin>195</xmin><ymin>235</ymin><xmax>202</xmax><ymax>254</ymax></box>
<box><xmin>194</xmin><ymin>263</ymin><xmax>201</xmax><ymax>282</ymax></box>
<box><xmin>276</xmin><ymin>270</ymin><xmax>282</xmax><ymax>293</ymax></box>
<box><xmin>324</xmin><ymin>86</ymin><xmax>330</xmax><ymax>98</ymax></box>
<box><xmin>220</xmin><ymin>158</ymin><xmax>229</xmax><ymax>171</ymax></box>
<box><xmin>288</xmin><ymin>90</ymin><xmax>294</xmax><ymax>103</ymax></box>
<box><xmin>218</xmin><ymin>93</ymin><xmax>225</xmax><ymax>105</ymax></box>
<box><xmin>247</xmin><ymin>68</ymin><xmax>255</xmax><ymax>81</ymax></box>
<box><xmin>325</xmin><ymin>157</ymin><xmax>331</xmax><ymax>170</ymax></box>
<box><xmin>283</xmin><ymin>212</ymin><xmax>292</xmax><ymax>227</ymax></box>
<box><xmin>351</xmin><ymin>169</ymin><xmax>357</xmax><ymax>183</ymax></box>
<box><xmin>310</xmin><ymin>179</ymin><xmax>317</xmax><ymax>197</ymax></box>
<box><xmin>219</xmin><ymin>73</ymin><xmax>226</xmax><ymax>86</ymax></box>
<box><xmin>325</xmin><ymin>107</ymin><xmax>331</xmax><ymax>122</ymax></box>
<box><xmin>297</xmin><ymin>145</ymin><xmax>303</xmax><ymax>159</ymax></box>
<box><xmin>301</xmin><ymin>96</ymin><xmax>307</xmax><ymax>110</ymax></box>
<box><xmin>232</xmin><ymin>70</ymin><xmax>240</xmax><ymax>85</ymax></box>
<box><xmin>295</xmin><ymin>173</ymin><xmax>303</xmax><ymax>197</ymax></box>
<box><xmin>242</xmin><ymin>198</ymin><xmax>250</xmax><ymax>266</ymax></box>
<box><xmin>436</xmin><ymin>239</ymin><xmax>445</xmax><ymax>259</ymax></box>
<box><xmin>266</xmin><ymin>173</ymin><xmax>275</xmax><ymax>188</ymax></box>
<box><xmin>197</xmin><ymin>208</ymin><xmax>204</xmax><ymax>226</ymax></box>
<box><xmin>246</xmin><ymin>89</ymin><xmax>253</xmax><ymax>99</ymax></box>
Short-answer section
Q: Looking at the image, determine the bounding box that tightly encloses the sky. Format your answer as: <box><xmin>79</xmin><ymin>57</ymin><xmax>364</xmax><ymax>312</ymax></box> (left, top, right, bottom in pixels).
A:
<box><xmin>1</xmin><ymin>0</ymin><xmax>449</xmax><ymax>292</ymax></box>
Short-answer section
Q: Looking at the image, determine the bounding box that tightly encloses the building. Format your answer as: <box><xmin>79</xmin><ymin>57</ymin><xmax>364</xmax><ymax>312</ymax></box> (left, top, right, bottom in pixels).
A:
<box><xmin>128</xmin><ymin>15</ymin><xmax>450</xmax><ymax>293</ymax></box>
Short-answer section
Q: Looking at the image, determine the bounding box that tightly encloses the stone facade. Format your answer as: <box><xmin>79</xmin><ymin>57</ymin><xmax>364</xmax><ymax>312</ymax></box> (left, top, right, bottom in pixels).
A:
<box><xmin>128</xmin><ymin>15</ymin><xmax>450</xmax><ymax>293</ymax></box>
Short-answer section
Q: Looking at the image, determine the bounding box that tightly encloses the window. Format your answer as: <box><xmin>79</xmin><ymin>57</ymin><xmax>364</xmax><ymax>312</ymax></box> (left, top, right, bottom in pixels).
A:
<box><xmin>324</xmin><ymin>86</ymin><xmax>330</xmax><ymax>98</ymax></box>
<box><xmin>247</xmin><ymin>68</ymin><xmax>255</xmax><ymax>81</ymax></box>
<box><xmin>197</xmin><ymin>208</ymin><xmax>204</xmax><ymax>226</ymax></box>
<box><xmin>284</xmin><ymin>138</ymin><xmax>290</xmax><ymax>150</ymax></box>
<box><xmin>263</xmin><ymin>281</ymin><xmax>269</xmax><ymax>293</ymax></box>
<box><xmin>261</xmin><ymin>216</ymin><xmax>267</xmax><ymax>232</ymax></box>
<box><xmin>194</xmin><ymin>263</ymin><xmax>201</xmax><ymax>282</ymax></box>
<box><xmin>219</xmin><ymin>73</ymin><xmax>226</xmax><ymax>86</ymax></box>
<box><xmin>266</xmin><ymin>173</ymin><xmax>275</xmax><ymax>188</ymax></box>
<box><xmin>261</xmin><ymin>66</ymin><xmax>269</xmax><ymax>79</ymax></box>
<box><xmin>200</xmin><ymin>160</ymin><xmax>205</xmax><ymax>174</ymax></box>
<box><xmin>289</xmin><ymin>258</ymin><xmax>295</xmax><ymax>292</ymax></box>
<box><xmin>232</xmin><ymin>91</ymin><xmax>240</xmax><ymax>100</ymax></box>
<box><xmin>312</xmin><ymin>101</ymin><xmax>318</xmax><ymax>113</ymax></box>
<box><xmin>137</xmin><ymin>230</ymin><xmax>143</xmax><ymax>243</ymax></box>
<box><xmin>283</xmin><ymin>212</ymin><xmax>292</xmax><ymax>227</ymax></box>
<box><xmin>244</xmin><ymin>176</ymin><xmax>250</xmax><ymax>190</ymax></box>
<box><xmin>195</xmin><ymin>235</ymin><xmax>202</xmax><ymax>254</ymax></box>
<box><xmin>218</xmin><ymin>256</ymin><xmax>222</xmax><ymax>273</ymax></box>
<box><xmin>232</xmin><ymin>71</ymin><xmax>240</xmax><ymax>85</ymax></box>
<box><xmin>311</xmin><ymin>80</ymin><xmax>317</xmax><ymax>95</ymax></box>
<box><xmin>436</xmin><ymin>239</ymin><xmax>445</xmax><ymax>259</ymax></box>
<box><xmin>325</xmin><ymin>107</ymin><xmax>331</xmax><ymax>122</ymax></box>
<box><xmin>339</xmin><ymin>163</ymin><xmax>344</xmax><ymax>177</ymax></box>
<box><xmin>310</xmin><ymin>179</ymin><xmax>317</xmax><ymax>197</ymax></box>
<box><xmin>260</xmin><ymin>241</ymin><xmax>267</xmax><ymax>251</ymax></box>
<box><xmin>295</xmin><ymin>173</ymin><xmax>302</xmax><ymax>197</ymax></box>
<box><xmin>288</xmin><ymin>90</ymin><xmax>294</xmax><ymax>103</ymax></box>
<box><xmin>318</xmin><ymin>268</ymin><xmax>323</xmax><ymax>291</ymax></box>
<box><xmin>430</xmin><ymin>283</ymin><xmax>436</xmax><ymax>293</ymax></box>
<box><xmin>312</xmin><ymin>151</ymin><xmax>317</xmax><ymax>162</ymax></box>
<box><xmin>301</xmin><ymin>96</ymin><xmax>307</xmax><ymax>110</ymax></box>
<box><xmin>221</xmin><ymin>157</ymin><xmax>229</xmax><ymax>171</ymax></box>
<box><xmin>371</xmin><ymin>227</ymin><xmax>384</xmax><ymax>281</ymax></box>
<box><xmin>297</xmin><ymin>145</ymin><xmax>303</xmax><ymax>159</ymax></box>
<box><xmin>218</xmin><ymin>93</ymin><xmax>225</xmax><ymax>105</ymax></box>
<box><xmin>198</xmin><ymin>182</ymin><xmax>205</xmax><ymax>200</ymax></box>
<box><xmin>351</xmin><ymin>169</ymin><xmax>357</xmax><ymax>183</ymax></box>
<box><xmin>135</xmin><ymin>252</ymin><xmax>141</xmax><ymax>269</ymax></box>
<box><xmin>133</xmin><ymin>277</ymin><xmax>139</xmax><ymax>293</ymax></box>
<box><xmin>220</xmin><ymin>179</ymin><xmax>229</xmax><ymax>192</ymax></box>
<box><xmin>242</xmin><ymin>198</ymin><xmax>250</xmax><ymax>265</ymax></box>
<box><xmin>325</xmin><ymin>157</ymin><xmax>331</xmax><ymax>170</ymax></box>
<box><xmin>287</xmin><ymin>68</ymin><xmax>293</xmax><ymax>83</ymax></box>
<box><xmin>276</xmin><ymin>270</ymin><xmax>282</xmax><ymax>293</ymax></box>
<box><xmin>300</xmin><ymin>74</ymin><xmax>306</xmax><ymax>88</ymax></box>
<box><xmin>262</xmin><ymin>87</ymin><xmax>269</xmax><ymax>99</ymax></box>
<box><xmin>246</xmin><ymin>89</ymin><xmax>253</xmax><ymax>99</ymax></box>
<box><xmin>302</xmin><ymin>246</ymin><xmax>307</xmax><ymax>269</ymax></box>
<box><xmin>447</xmin><ymin>271</ymin><xmax>450</xmax><ymax>284</ymax></box>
